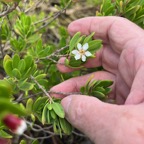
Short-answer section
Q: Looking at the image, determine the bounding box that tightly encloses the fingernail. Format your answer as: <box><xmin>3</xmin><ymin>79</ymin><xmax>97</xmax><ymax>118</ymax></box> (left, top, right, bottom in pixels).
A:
<box><xmin>61</xmin><ymin>96</ymin><xmax>72</xmax><ymax>114</ymax></box>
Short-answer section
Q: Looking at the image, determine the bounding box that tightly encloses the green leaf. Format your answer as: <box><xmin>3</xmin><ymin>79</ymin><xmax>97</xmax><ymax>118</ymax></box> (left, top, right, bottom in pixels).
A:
<box><xmin>0</xmin><ymin>130</ymin><xmax>12</xmax><ymax>138</ymax></box>
<box><xmin>3</xmin><ymin>55</ymin><xmax>11</xmax><ymax>66</ymax></box>
<box><xmin>32</xmin><ymin>97</ymin><xmax>48</xmax><ymax>112</ymax></box>
<box><xmin>24</xmin><ymin>55</ymin><xmax>33</xmax><ymax>70</ymax></box>
<box><xmin>83</xmin><ymin>32</ymin><xmax>95</xmax><ymax>44</ymax></box>
<box><xmin>35</xmin><ymin>74</ymin><xmax>47</xmax><ymax>81</ymax></box>
<box><xmin>51</xmin><ymin>102</ymin><xmax>65</xmax><ymax>118</ymax></box>
<box><xmin>26</xmin><ymin>98</ymin><xmax>33</xmax><ymax>114</ymax></box>
<box><xmin>18</xmin><ymin>59</ymin><xmax>26</xmax><ymax>74</ymax></box>
<box><xmin>69</xmin><ymin>32</ymin><xmax>81</xmax><ymax>51</ymax></box>
<box><xmin>10</xmin><ymin>38</ymin><xmax>26</xmax><ymax>52</ymax></box>
<box><xmin>92</xmin><ymin>91</ymin><xmax>106</xmax><ymax>99</ymax></box>
<box><xmin>65</xmin><ymin>57</ymin><xmax>83</xmax><ymax>68</ymax></box>
<box><xmin>95</xmin><ymin>87</ymin><xmax>105</xmax><ymax>93</ymax></box>
<box><xmin>12</xmin><ymin>54</ymin><xmax>20</xmax><ymax>69</ymax></box>
<box><xmin>42</xmin><ymin>104</ymin><xmax>48</xmax><ymax>124</ymax></box>
<box><xmin>46</xmin><ymin>109</ymin><xmax>51</xmax><ymax>124</ymax></box>
<box><xmin>0</xmin><ymin>80</ymin><xmax>12</xmax><ymax>99</ymax></box>
<box><xmin>0</xmin><ymin>99</ymin><xmax>26</xmax><ymax>118</ymax></box>
<box><xmin>18</xmin><ymin>81</ymin><xmax>34</xmax><ymax>91</ymax></box>
<box><xmin>3</xmin><ymin>60</ymin><xmax>13</xmax><ymax>77</ymax></box>
<box><xmin>50</xmin><ymin>110</ymin><xmax>57</xmax><ymax>120</ymax></box>
<box><xmin>32</xmin><ymin>140</ymin><xmax>39</xmax><ymax>144</ymax></box>
<box><xmin>59</xmin><ymin>118</ymin><xmax>73</xmax><ymax>135</ymax></box>
<box><xmin>47</xmin><ymin>103</ymin><xmax>53</xmax><ymax>110</ymax></box>
<box><xmin>124</xmin><ymin>5</ymin><xmax>140</xmax><ymax>17</ymax></box>
<box><xmin>0</xmin><ymin>24</ymin><xmax>10</xmax><ymax>41</ymax></box>
<box><xmin>12</xmin><ymin>68</ymin><xmax>21</xmax><ymax>79</ymax></box>
<box><xmin>27</xmin><ymin>34</ymin><xmax>41</xmax><ymax>43</ymax></box>
<box><xmin>96</xmin><ymin>80</ymin><xmax>113</xmax><ymax>87</ymax></box>
<box><xmin>53</xmin><ymin>120</ymin><xmax>62</xmax><ymax>137</ymax></box>
<box><xmin>88</xmin><ymin>40</ymin><xmax>102</xmax><ymax>54</ymax></box>
<box><xmin>19</xmin><ymin>140</ymin><xmax>27</xmax><ymax>144</ymax></box>
<box><xmin>80</xmin><ymin>86</ymin><xmax>86</xmax><ymax>95</ymax></box>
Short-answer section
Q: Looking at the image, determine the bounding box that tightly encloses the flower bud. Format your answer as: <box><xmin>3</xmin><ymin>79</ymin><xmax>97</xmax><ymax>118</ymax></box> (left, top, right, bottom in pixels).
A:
<box><xmin>3</xmin><ymin>114</ymin><xmax>27</xmax><ymax>135</ymax></box>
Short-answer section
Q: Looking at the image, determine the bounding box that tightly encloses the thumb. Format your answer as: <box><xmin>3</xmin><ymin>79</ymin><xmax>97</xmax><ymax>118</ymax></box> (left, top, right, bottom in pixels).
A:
<box><xmin>61</xmin><ymin>95</ymin><xmax>120</xmax><ymax>143</ymax></box>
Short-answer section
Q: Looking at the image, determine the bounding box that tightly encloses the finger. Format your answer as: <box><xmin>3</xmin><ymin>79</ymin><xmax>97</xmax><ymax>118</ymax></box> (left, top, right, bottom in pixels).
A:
<box><xmin>57</xmin><ymin>45</ymin><xmax>119</xmax><ymax>73</ymax></box>
<box><xmin>115</xmin><ymin>72</ymin><xmax>130</xmax><ymax>104</ymax></box>
<box><xmin>61</xmin><ymin>95</ymin><xmax>120</xmax><ymax>143</ymax></box>
<box><xmin>50</xmin><ymin>71</ymin><xmax>115</xmax><ymax>98</ymax></box>
<box><xmin>125</xmin><ymin>66</ymin><xmax>144</xmax><ymax>104</ymax></box>
<box><xmin>68</xmin><ymin>16</ymin><xmax>144</xmax><ymax>54</ymax></box>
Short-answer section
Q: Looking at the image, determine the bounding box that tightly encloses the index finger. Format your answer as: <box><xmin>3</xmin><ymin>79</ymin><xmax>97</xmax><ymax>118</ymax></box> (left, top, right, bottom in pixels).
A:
<box><xmin>68</xmin><ymin>16</ymin><xmax>144</xmax><ymax>54</ymax></box>
<box><xmin>56</xmin><ymin>16</ymin><xmax>144</xmax><ymax>73</ymax></box>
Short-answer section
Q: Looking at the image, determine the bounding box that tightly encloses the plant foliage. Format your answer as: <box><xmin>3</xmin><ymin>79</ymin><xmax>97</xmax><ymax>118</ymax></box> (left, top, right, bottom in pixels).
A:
<box><xmin>0</xmin><ymin>0</ymin><xmax>144</xmax><ymax>143</ymax></box>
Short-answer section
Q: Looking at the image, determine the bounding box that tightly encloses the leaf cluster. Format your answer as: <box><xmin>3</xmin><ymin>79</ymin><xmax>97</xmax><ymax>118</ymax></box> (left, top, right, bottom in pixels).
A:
<box><xmin>97</xmin><ymin>0</ymin><xmax>144</xmax><ymax>28</ymax></box>
<box><xmin>65</xmin><ymin>32</ymin><xmax>102</xmax><ymax>68</ymax></box>
<box><xmin>32</xmin><ymin>97</ymin><xmax>73</xmax><ymax>137</ymax></box>
<box><xmin>80</xmin><ymin>77</ymin><xmax>113</xmax><ymax>101</ymax></box>
<box><xmin>42</xmin><ymin>100</ymin><xmax>72</xmax><ymax>136</ymax></box>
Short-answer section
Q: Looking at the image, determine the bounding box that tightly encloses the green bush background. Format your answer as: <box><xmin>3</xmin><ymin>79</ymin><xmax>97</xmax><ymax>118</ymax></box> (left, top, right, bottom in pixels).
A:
<box><xmin>0</xmin><ymin>0</ymin><xmax>144</xmax><ymax>143</ymax></box>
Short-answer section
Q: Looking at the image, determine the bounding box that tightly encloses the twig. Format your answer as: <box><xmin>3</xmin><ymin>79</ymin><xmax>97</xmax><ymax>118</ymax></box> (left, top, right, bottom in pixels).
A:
<box><xmin>39</xmin><ymin>45</ymin><xmax>69</xmax><ymax>64</ymax></box>
<box><xmin>45</xmin><ymin>45</ymin><xmax>69</xmax><ymax>59</ymax></box>
<box><xmin>45</xmin><ymin>57</ymin><xmax>65</xmax><ymax>65</ymax></box>
<box><xmin>24</xmin><ymin>0</ymin><xmax>44</xmax><ymax>13</ymax></box>
<box><xmin>33</xmin><ymin>16</ymin><xmax>52</xmax><ymax>25</ymax></box>
<box><xmin>16</xmin><ymin>90</ymin><xmax>81</xmax><ymax>102</ymax></box>
<box><xmin>72</xmin><ymin>131</ymin><xmax>86</xmax><ymax>137</ymax></box>
<box><xmin>26</xmin><ymin>121</ymin><xmax>54</xmax><ymax>135</ymax></box>
<box><xmin>15</xmin><ymin>93</ymin><xmax>24</xmax><ymax>102</ymax></box>
<box><xmin>23</xmin><ymin>133</ymin><xmax>54</xmax><ymax>140</ymax></box>
<box><xmin>0</xmin><ymin>2</ymin><xmax>19</xmax><ymax>17</ymax></box>
<box><xmin>16</xmin><ymin>92</ymin><xmax>43</xmax><ymax>102</ymax></box>
<box><xmin>54</xmin><ymin>54</ymin><xmax>69</xmax><ymax>57</ymax></box>
<box><xmin>49</xmin><ymin>91</ymin><xmax>81</xmax><ymax>96</ymax></box>
<box><xmin>31</xmin><ymin>76</ymin><xmax>53</xmax><ymax>103</ymax></box>
<box><xmin>33</xmin><ymin>0</ymin><xmax>72</xmax><ymax>33</ymax></box>
<box><xmin>0</xmin><ymin>17</ymin><xmax>5</xmax><ymax>58</ymax></box>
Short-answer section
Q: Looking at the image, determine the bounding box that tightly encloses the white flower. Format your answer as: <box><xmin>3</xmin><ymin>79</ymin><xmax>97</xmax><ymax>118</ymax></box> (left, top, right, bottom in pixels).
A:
<box><xmin>71</xmin><ymin>43</ymin><xmax>92</xmax><ymax>62</ymax></box>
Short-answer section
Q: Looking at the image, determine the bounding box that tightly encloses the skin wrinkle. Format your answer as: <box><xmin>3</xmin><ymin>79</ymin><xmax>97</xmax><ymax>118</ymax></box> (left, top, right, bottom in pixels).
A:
<box><xmin>117</xmin><ymin>72</ymin><xmax>130</xmax><ymax>96</ymax></box>
<box><xmin>90</xmin><ymin>17</ymin><xmax>116</xmax><ymax>44</ymax></box>
<box><xmin>108</xmin><ymin>18</ymin><xmax>143</xmax><ymax>54</ymax></box>
<box><xmin>107</xmin><ymin>18</ymin><xmax>127</xmax><ymax>54</ymax></box>
<box><xmin>119</xmin><ymin>48</ymin><xmax>135</xmax><ymax>87</ymax></box>
<box><xmin>135</xmin><ymin>45</ymin><xmax>144</xmax><ymax>73</ymax></box>
<box><xmin>102</xmin><ymin>45</ymin><xmax>119</xmax><ymax>74</ymax></box>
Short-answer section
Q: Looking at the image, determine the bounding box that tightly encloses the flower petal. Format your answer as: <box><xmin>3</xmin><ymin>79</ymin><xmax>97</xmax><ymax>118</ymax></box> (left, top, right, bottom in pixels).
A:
<box><xmin>75</xmin><ymin>53</ymin><xmax>81</xmax><ymax>60</ymax></box>
<box><xmin>83</xmin><ymin>43</ymin><xmax>89</xmax><ymax>50</ymax></box>
<box><xmin>82</xmin><ymin>55</ymin><xmax>86</xmax><ymax>62</ymax></box>
<box><xmin>77</xmin><ymin>43</ymin><xmax>82</xmax><ymax>50</ymax></box>
<box><xmin>72</xmin><ymin>50</ymin><xmax>79</xmax><ymax>55</ymax></box>
<box><xmin>85</xmin><ymin>51</ymin><xmax>92</xmax><ymax>57</ymax></box>
<box><xmin>15</xmin><ymin>120</ymin><xmax>27</xmax><ymax>135</ymax></box>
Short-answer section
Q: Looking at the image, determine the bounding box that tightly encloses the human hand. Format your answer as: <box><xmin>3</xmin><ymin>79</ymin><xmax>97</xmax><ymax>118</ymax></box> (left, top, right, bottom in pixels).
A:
<box><xmin>51</xmin><ymin>16</ymin><xmax>144</xmax><ymax>144</ymax></box>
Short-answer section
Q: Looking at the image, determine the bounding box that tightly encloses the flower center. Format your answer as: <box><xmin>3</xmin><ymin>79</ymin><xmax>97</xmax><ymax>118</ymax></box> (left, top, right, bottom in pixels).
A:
<box><xmin>79</xmin><ymin>49</ymin><xmax>85</xmax><ymax>55</ymax></box>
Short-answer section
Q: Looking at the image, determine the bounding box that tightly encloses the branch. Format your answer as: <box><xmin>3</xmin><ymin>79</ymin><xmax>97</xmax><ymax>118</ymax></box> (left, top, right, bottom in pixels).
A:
<box><xmin>49</xmin><ymin>91</ymin><xmax>81</xmax><ymax>96</ymax></box>
<box><xmin>0</xmin><ymin>2</ymin><xmax>19</xmax><ymax>17</ymax></box>
<box><xmin>0</xmin><ymin>17</ymin><xmax>5</xmax><ymax>58</ymax></box>
<box><xmin>33</xmin><ymin>0</ymin><xmax>72</xmax><ymax>33</ymax></box>
<box><xmin>16</xmin><ymin>91</ymin><xmax>81</xmax><ymax>102</ymax></box>
<box><xmin>23</xmin><ymin>133</ymin><xmax>54</xmax><ymax>140</ymax></box>
<box><xmin>26</xmin><ymin>121</ymin><xmax>54</xmax><ymax>135</ymax></box>
<box><xmin>25</xmin><ymin>0</ymin><xmax>44</xmax><ymax>13</ymax></box>
<box><xmin>39</xmin><ymin>45</ymin><xmax>69</xmax><ymax>64</ymax></box>
<box><xmin>30</xmin><ymin>76</ymin><xmax>53</xmax><ymax>103</ymax></box>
